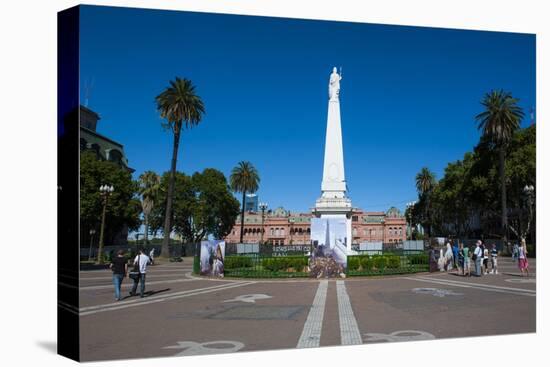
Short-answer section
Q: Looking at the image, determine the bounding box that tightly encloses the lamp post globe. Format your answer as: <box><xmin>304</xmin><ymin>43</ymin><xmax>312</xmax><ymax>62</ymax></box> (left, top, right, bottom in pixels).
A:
<box><xmin>97</xmin><ymin>184</ymin><xmax>115</xmax><ymax>264</ymax></box>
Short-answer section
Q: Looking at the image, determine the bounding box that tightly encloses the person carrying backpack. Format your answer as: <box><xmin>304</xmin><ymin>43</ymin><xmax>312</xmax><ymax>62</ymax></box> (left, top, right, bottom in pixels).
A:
<box><xmin>129</xmin><ymin>248</ymin><xmax>151</xmax><ymax>298</ymax></box>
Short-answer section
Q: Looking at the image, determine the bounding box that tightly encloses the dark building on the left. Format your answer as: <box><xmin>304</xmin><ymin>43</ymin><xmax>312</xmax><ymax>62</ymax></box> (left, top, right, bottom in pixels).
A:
<box><xmin>79</xmin><ymin>105</ymin><xmax>134</xmax><ymax>173</ymax></box>
<box><xmin>79</xmin><ymin>105</ymin><xmax>134</xmax><ymax>248</ymax></box>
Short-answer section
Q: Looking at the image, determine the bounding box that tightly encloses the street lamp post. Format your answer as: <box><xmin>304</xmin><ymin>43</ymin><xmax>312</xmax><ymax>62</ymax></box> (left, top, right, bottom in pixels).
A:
<box><xmin>523</xmin><ymin>185</ymin><xmax>535</xmax><ymax>248</ymax></box>
<box><xmin>88</xmin><ymin>228</ymin><xmax>96</xmax><ymax>261</ymax></box>
<box><xmin>259</xmin><ymin>202</ymin><xmax>268</xmax><ymax>245</ymax></box>
<box><xmin>97</xmin><ymin>184</ymin><xmax>114</xmax><ymax>264</ymax></box>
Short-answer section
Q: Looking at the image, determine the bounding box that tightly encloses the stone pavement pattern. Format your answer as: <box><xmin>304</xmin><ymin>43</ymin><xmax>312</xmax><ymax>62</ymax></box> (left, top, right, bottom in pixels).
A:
<box><xmin>70</xmin><ymin>258</ymin><xmax>536</xmax><ymax>361</ymax></box>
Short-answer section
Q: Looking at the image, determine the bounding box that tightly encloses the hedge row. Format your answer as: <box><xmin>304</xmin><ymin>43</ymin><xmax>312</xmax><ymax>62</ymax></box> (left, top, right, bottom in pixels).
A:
<box><xmin>261</xmin><ymin>256</ymin><xmax>308</xmax><ymax>272</ymax></box>
<box><xmin>347</xmin><ymin>255</ymin><xmax>402</xmax><ymax>271</ymax></box>
<box><xmin>224</xmin><ymin>256</ymin><xmax>253</xmax><ymax>269</ymax></box>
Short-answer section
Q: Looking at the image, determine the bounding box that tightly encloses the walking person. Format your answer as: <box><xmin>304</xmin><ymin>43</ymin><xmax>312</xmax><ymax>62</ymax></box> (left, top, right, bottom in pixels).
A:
<box><xmin>518</xmin><ymin>239</ymin><xmax>530</xmax><ymax>277</ymax></box>
<box><xmin>109</xmin><ymin>250</ymin><xmax>128</xmax><ymax>301</ymax></box>
<box><xmin>483</xmin><ymin>245</ymin><xmax>490</xmax><ymax>274</ymax></box>
<box><xmin>473</xmin><ymin>241</ymin><xmax>483</xmax><ymax>277</ymax></box>
<box><xmin>429</xmin><ymin>246</ymin><xmax>438</xmax><ymax>273</ymax></box>
<box><xmin>490</xmin><ymin>243</ymin><xmax>498</xmax><ymax>274</ymax></box>
<box><xmin>444</xmin><ymin>242</ymin><xmax>454</xmax><ymax>271</ymax></box>
<box><xmin>479</xmin><ymin>241</ymin><xmax>485</xmax><ymax>274</ymax></box>
<box><xmin>462</xmin><ymin>243</ymin><xmax>470</xmax><ymax>277</ymax></box>
<box><xmin>438</xmin><ymin>247</ymin><xmax>445</xmax><ymax>272</ymax></box>
<box><xmin>512</xmin><ymin>242</ymin><xmax>519</xmax><ymax>263</ymax></box>
<box><xmin>452</xmin><ymin>241</ymin><xmax>460</xmax><ymax>272</ymax></box>
<box><xmin>149</xmin><ymin>247</ymin><xmax>155</xmax><ymax>265</ymax></box>
<box><xmin>457</xmin><ymin>243</ymin><xmax>464</xmax><ymax>275</ymax></box>
<box><xmin>130</xmin><ymin>248</ymin><xmax>151</xmax><ymax>298</ymax></box>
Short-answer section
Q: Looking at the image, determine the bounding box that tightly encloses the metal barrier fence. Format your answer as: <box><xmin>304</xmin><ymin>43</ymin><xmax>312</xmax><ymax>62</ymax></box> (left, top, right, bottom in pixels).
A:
<box><xmin>223</xmin><ymin>254</ymin><xmax>310</xmax><ymax>278</ymax></box>
<box><xmin>221</xmin><ymin>251</ymin><xmax>429</xmax><ymax>278</ymax></box>
<box><xmin>346</xmin><ymin>253</ymin><xmax>429</xmax><ymax>276</ymax></box>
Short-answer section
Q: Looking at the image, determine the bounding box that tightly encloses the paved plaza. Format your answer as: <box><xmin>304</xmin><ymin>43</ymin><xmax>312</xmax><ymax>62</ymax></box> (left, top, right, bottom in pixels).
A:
<box><xmin>72</xmin><ymin>258</ymin><xmax>536</xmax><ymax>361</ymax></box>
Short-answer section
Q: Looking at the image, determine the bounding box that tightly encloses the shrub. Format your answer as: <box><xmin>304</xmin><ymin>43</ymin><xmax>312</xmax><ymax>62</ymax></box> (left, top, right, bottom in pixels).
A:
<box><xmin>372</xmin><ymin>255</ymin><xmax>388</xmax><ymax>270</ymax></box>
<box><xmin>348</xmin><ymin>257</ymin><xmax>361</xmax><ymax>271</ymax></box>
<box><xmin>289</xmin><ymin>256</ymin><xmax>308</xmax><ymax>271</ymax></box>
<box><xmin>261</xmin><ymin>256</ymin><xmax>308</xmax><ymax>272</ymax></box>
<box><xmin>360</xmin><ymin>256</ymin><xmax>373</xmax><ymax>271</ymax></box>
<box><xmin>225</xmin><ymin>256</ymin><xmax>253</xmax><ymax>269</ymax></box>
<box><xmin>387</xmin><ymin>255</ymin><xmax>401</xmax><ymax>269</ymax></box>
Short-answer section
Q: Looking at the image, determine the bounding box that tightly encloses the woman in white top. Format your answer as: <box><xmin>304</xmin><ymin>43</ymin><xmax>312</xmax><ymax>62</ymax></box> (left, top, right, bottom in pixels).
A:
<box><xmin>438</xmin><ymin>248</ymin><xmax>445</xmax><ymax>271</ymax></box>
<box><xmin>518</xmin><ymin>238</ymin><xmax>530</xmax><ymax>277</ymax></box>
<box><xmin>444</xmin><ymin>243</ymin><xmax>454</xmax><ymax>271</ymax></box>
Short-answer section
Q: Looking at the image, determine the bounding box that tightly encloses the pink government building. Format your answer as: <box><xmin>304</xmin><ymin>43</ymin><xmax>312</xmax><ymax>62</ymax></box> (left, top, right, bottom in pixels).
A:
<box><xmin>223</xmin><ymin>206</ymin><xmax>407</xmax><ymax>245</ymax></box>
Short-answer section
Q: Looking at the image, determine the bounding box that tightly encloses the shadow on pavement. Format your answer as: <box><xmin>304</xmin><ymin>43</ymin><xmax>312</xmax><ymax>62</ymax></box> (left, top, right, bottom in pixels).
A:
<box><xmin>123</xmin><ymin>288</ymin><xmax>172</xmax><ymax>300</ymax></box>
<box><xmin>36</xmin><ymin>340</ymin><xmax>57</xmax><ymax>354</ymax></box>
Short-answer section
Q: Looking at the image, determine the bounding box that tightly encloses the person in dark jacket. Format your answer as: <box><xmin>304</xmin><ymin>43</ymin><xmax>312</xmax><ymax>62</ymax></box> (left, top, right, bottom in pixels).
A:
<box><xmin>109</xmin><ymin>250</ymin><xmax>128</xmax><ymax>301</ymax></box>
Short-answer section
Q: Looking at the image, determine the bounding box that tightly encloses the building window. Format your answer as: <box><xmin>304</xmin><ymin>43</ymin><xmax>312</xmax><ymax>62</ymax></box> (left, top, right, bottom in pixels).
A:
<box><xmin>270</xmin><ymin>228</ymin><xmax>274</xmax><ymax>236</ymax></box>
<box><xmin>352</xmin><ymin>215</ymin><xmax>358</xmax><ymax>222</ymax></box>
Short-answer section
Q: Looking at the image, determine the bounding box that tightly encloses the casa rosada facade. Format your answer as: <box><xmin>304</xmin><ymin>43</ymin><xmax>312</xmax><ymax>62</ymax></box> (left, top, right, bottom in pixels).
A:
<box><xmin>224</xmin><ymin>206</ymin><xmax>407</xmax><ymax>245</ymax></box>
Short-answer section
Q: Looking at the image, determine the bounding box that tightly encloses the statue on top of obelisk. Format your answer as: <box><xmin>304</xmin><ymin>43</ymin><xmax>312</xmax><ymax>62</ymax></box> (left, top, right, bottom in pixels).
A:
<box><xmin>328</xmin><ymin>67</ymin><xmax>342</xmax><ymax>101</ymax></box>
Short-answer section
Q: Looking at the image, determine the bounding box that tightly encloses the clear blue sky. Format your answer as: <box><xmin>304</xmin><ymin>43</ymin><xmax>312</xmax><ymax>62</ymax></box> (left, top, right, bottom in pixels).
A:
<box><xmin>79</xmin><ymin>5</ymin><xmax>535</xmax><ymax>214</ymax></box>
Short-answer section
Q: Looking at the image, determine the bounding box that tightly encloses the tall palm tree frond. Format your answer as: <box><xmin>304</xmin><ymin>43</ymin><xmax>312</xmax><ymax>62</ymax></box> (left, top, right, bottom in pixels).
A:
<box><xmin>475</xmin><ymin>89</ymin><xmax>524</xmax><ymax>146</ymax></box>
<box><xmin>156</xmin><ymin>77</ymin><xmax>205</xmax><ymax>131</ymax></box>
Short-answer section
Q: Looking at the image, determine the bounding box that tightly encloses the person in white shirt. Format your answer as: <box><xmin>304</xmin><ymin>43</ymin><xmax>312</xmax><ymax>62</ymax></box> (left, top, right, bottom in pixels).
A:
<box><xmin>473</xmin><ymin>241</ymin><xmax>483</xmax><ymax>277</ymax></box>
<box><xmin>149</xmin><ymin>248</ymin><xmax>155</xmax><ymax>265</ymax></box>
<box><xmin>130</xmin><ymin>248</ymin><xmax>151</xmax><ymax>298</ymax></box>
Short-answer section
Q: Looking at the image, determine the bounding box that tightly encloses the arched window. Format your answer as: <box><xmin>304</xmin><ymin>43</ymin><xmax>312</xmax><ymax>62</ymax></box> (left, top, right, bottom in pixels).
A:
<box><xmin>270</xmin><ymin>228</ymin><xmax>274</xmax><ymax>236</ymax></box>
<box><xmin>281</xmin><ymin>228</ymin><xmax>285</xmax><ymax>236</ymax></box>
<box><xmin>108</xmin><ymin>149</ymin><xmax>123</xmax><ymax>165</ymax></box>
<box><xmin>352</xmin><ymin>228</ymin><xmax>357</xmax><ymax>236</ymax></box>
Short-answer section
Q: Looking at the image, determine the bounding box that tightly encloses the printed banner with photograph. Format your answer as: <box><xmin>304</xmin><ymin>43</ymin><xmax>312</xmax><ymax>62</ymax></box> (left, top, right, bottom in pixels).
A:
<box><xmin>200</xmin><ymin>240</ymin><xmax>225</xmax><ymax>277</ymax></box>
<box><xmin>310</xmin><ymin>215</ymin><xmax>348</xmax><ymax>278</ymax></box>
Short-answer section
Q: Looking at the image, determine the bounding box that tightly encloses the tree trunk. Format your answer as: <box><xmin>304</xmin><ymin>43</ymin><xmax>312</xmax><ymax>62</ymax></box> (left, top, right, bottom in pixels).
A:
<box><xmin>239</xmin><ymin>190</ymin><xmax>246</xmax><ymax>243</ymax></box>
<box><xmin>144</xmin><ymin>213</ymin><xmax>149</xmax><ymax>245</ymax></box>
<box><xmin>499</xmin><ymin>147</ymin><xmax>508</xmax><ymax>244</ymax></box>
<box><xmin>161</xmin><ymin>124</ymin><xmax>181</xmax><ymax>258</ymax></box>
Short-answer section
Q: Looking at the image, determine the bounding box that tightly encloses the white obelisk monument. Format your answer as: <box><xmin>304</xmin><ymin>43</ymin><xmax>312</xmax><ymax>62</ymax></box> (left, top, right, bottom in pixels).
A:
<box><xmin>314</xmin><ymin>67</ymin><xmax>353</xmax><ymax>254</ymax></box>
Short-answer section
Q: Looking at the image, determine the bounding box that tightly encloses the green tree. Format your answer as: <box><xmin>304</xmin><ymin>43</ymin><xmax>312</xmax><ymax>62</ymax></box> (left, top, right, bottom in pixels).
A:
<box><xmin>156</xmin><ymin>77</ymin><xmax>205</xmax><ymax>258</ymax></box>
<box><xmin>475</xmin><ymin>90</ymin><xmax>524</xmax><ymax>243</ymax></box>
<box><xmin>80</xmin><ymin>151</ymin><xmax>141</xmax><ymax>247</ymax></box>
<box><xmin>505</xmin><ymin>126</ymin><xmax>535</xmax><ymax>241</ymax></box>
<box><xmin>148</xmin><ymin>169</ymin><xmax>240</xmax><ymax>243</ymax></box>
<box><xmin>148</xmin><ymin>172</ymin><xmax>194</xmax><ymax>241</ymax></box>
<box><xmin>415</xmin><ymin>167</ymin><xmax>436</xmax><ymax>237</ymax></box>
<box><xmin>230</xmin><ymin>161</ymin><xmax>260</xmax><ymax>243</ymax></box>
<box><xmin>178</xmin><ymin>169</ymin><xmax>240</xmax><ymax>242</ymax></box>
<box><xmin>138</xmin><ymin>171</ymin><xmax>161</xmax><ymax>245</ymax></box>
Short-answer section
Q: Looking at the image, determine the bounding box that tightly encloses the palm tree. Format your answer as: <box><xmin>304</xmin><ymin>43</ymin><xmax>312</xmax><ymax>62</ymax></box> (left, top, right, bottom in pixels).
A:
<box><xmin>138</xmin><ymin>171</ymin><xmax>161</xmax><ymax>246</ymax></box>
<box><xmin>476</xmin><ymin>90</ymin><xmax>524</xmax><ymax>243</ymax></box>
<box><xmin>156</xmin><ymin>77</ymin><xmax>205</xmax><ymax>258</ymax></box>
<box><xmin>415</xmin><ymin>167</ymin><xmax>436</xmax><ymax>237</ymax></box>
<box><xmin>230</xmin><ymin>161</ymin><xmax>260</xmax><ymax>243</ymax></box>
